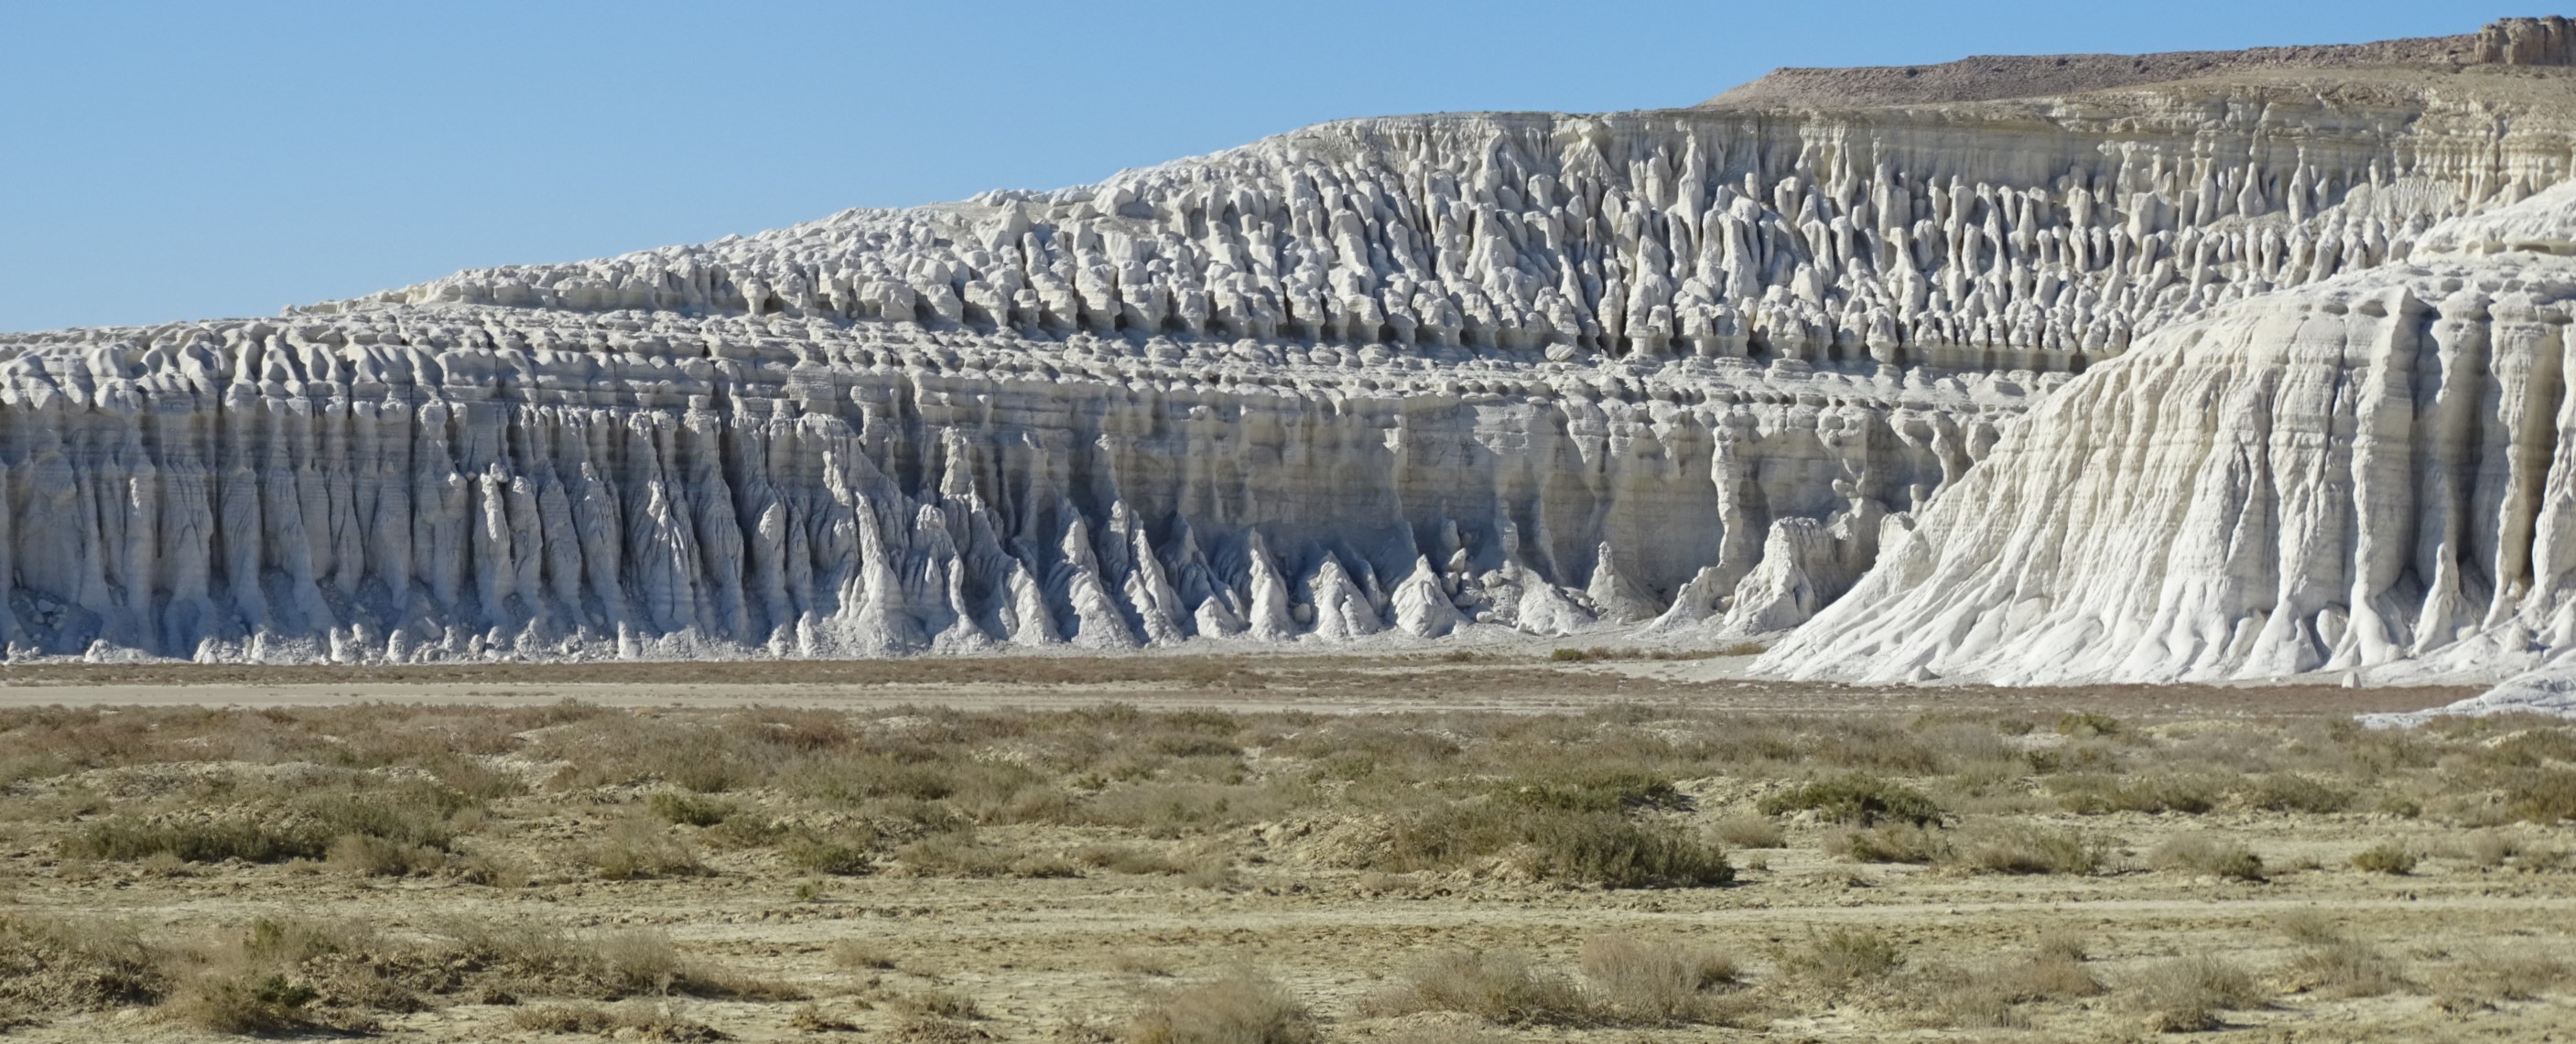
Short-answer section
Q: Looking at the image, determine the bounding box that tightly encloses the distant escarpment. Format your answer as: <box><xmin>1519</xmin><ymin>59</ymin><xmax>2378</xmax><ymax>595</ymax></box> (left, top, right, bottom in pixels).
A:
<box><xmin>0</xmin><ymin>19</ymin><xmax>2569</xmax><ymax>663</ymax></box>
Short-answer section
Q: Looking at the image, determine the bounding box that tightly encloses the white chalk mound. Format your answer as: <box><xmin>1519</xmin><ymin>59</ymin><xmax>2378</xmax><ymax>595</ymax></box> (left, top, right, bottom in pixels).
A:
<box><xmin>1765</xmin><ymin>181</ymin><xmax>2576</xmax><ymax>684</ymax></box>
<box><xmin>2364</xmin><ymin>661</ymin><xmax>2576</xmax><ymax>726</ymax></box>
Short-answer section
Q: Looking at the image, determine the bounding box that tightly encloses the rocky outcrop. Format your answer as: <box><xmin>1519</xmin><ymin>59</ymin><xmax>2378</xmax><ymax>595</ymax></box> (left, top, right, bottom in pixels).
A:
<box><xmin>0</xmin><ymin>21</ymin><xmax>2569</xmax><ymax>662</ymax></box>
<box><xmin>1763</xmin><ymin>181</ymin><xmax>2576</xmax><ymax>683</ymax></box>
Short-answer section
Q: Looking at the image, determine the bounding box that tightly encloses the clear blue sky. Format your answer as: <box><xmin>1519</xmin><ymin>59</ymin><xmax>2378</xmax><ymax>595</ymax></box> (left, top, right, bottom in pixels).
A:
<box><xmin>0</xmin><ymin>0</ymin><xmax>2507</xmax><ymax>332</ymax></box>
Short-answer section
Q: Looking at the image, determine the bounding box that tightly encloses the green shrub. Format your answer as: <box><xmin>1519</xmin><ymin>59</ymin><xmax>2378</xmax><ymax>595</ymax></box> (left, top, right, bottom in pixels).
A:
<box><xmin>1759</xmin><ymin>773</ymin><xmax>1943</xmax><ymax>826</ymax></box>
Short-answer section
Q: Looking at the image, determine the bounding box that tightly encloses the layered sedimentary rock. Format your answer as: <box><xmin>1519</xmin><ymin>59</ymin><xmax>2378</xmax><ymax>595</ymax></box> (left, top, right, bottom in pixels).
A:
<box><xmin>2</xmin><ymin>20</ymin><xmax>2572</xmax><ymax>662</ymax></box>
<box><xmin>0</xmin><ymin>308</ymin><xmax>2012</xmax><ymax>660</ymax></box>
<box><xmin>1765</xmin><ymin>181</ymin><xmax>2576</xmax><ymax>683</ymax></box>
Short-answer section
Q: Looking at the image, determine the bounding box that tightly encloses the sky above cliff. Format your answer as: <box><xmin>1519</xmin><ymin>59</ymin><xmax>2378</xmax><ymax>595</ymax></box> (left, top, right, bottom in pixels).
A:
<box><xmin>0</xmin><ymin>0</ymin><xmax>2503</xmax><ymax>332</ymax></box>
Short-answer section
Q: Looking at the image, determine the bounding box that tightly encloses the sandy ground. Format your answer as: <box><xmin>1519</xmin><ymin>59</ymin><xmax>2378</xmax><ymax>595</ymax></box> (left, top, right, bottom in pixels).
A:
<box><xmin>0</xmin><ymin>653</ymin><xmax>2480</xmax><ymax>717</ymax></box>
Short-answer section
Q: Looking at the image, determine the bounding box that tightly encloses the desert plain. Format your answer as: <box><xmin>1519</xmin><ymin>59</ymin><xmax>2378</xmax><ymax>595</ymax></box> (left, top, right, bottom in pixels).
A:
<box><xmin>0</xmin><ymin>652</ymin><xmax>2568</xmax><ymax>1042</ymax></box>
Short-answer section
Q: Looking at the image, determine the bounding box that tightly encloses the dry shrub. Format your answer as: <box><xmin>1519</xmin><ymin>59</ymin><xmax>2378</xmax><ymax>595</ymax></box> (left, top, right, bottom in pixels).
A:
<box><xmin>2500</xmin><ymin>768</ymin><xmax>2576</xmax><ymax>823</ymax></box>
<box><xmin>1946</xmin><ymin>822</ymin><xmax>2109</xmax><ymax>875</ymax></box>
<box><xmin>65</xmin><ymin>818</ymin><xmax>326</xmax><ymax>865</ymax></box>
<box><xmin>1710</xmin><ymin>813</ymin><xmax>1785</xmax><ymax>849</ymax></box>
<box><xmin>648</xmin><ymin>791</ymin><xmax>739</xmax><ymax>827</ymax></box>
<box><xmin>897</xmin><ymin>829</ymin><xmax>1080</xmax><ymax>879</ymax></box>
<box><xmin>1759</xmin><ymin>773</ymin><xmax>1943</xmax><ymax>826</ymax></box>
<box><xmin>2125</xmin><ymin>955</ymin><xmax>2262</xmax><ymax>1032</ymax></box>
<box><xmin>783</xmin><ymin>830</ymin><xmax>878</xmax><ymax>876</ymax></box>
<box><xmin>0</xmin><ymin>915</ymin><xmax>172</xmax><ymax>1014</ymax></box>
<box><xmin>1577</xmin><ymin>934</ymin><xmax>1741</xmax><ymax>1025</ymax></box>
<box><xmin>1779</xmin><ymin>928</ymin><xmax>1902</xmax><ymax>988</ymax></box>
<box><xmin>1378</xmin><ymin>802</ymin><xmax>1730</xmax><ymax>888</ymax></box>
<box><xmin>1075</xmin><ymin>844</ymin><xmax>1187</xmax><ymax>876</ymax></box>
<box><xmin>2050</xmin><ymin>772</ymin><xmax>2224</xmax><ymax>815</ymax></box>
<box><xmin>1491</xmin><ymin>770</ymin><xmax>1686</xmax><ymax>813</ymax></box>
<box><xmin>895</xmin><ymin>1014</ymin><xmax>997</xmax><ymax>1043</ymax></box>
<box><xmin>1077</xmin><ymin>781</ymin><xmax>1300</xmax><ymax>837</ymax></box>
<box><xmin>788</xmin><ymin>1003</ymin><xmax>862</xmax><ymax>1032</ymax></box>
<box><xmin>2246</xmin><ymin>772</ymin><xmax>2353</xmax><ymax>813</ymax></box>
<box><xmin>436</xmin><ymin>922</ymin><xmax>793</xmax><ymax>1001</ymax></box>
<box><xmin>1360</xmin><ymin>950</ymin><xmax>1590</xmax><ymax>1025</ymax></box>
<box><xmin>1123</xmin><ymin>968</ymin><xmax>1315</xmax><ymax>1044</ymax></box>
<box><xmin>590</xmin><ymin>818</ymin><xmax>705</xmax><ymax>880</ymax></box>
<box><xmin>2148</xmin><ymin>834</ymin><xmax>2266</xmax><ymax>881</ymax></box>
<box><xmin>513</xmin><ymin>1000</ymin><xmax>725</xmax><ymax>1040</ymax></box>
<box><xmin>326</xmin><ymin>834</ymin><xmax>447</xmax><ymax>877</ymax></box>
<box><xmin>2349</xmin><ymin>842</ymin><xmax>2417</xmax><ymax>875</ymax></box>
<box><xmin>1909</xmin><ymin>934</ymin><xmax>2100</xmax><ymax>1028</ymax></box>
<box><xmin>2442</xmin><ymin>949</ymin><xmax>2570</xmax><ymax>1003</ymax></box>
<box><xmin>830</xmin><ymin>940</ymin><xmax>898</xmax><ymax>972</ymax></box>
<box><xmin>2283</xmin><ymin>939</ymin><xmax>2411</xmax><ymax>998</ymax></box>
<box><xmin>2463</xmin><ymin>830</ymin><xmax>2523</xmax><ymax>867</ymax></box>
<box><xmin>1824</xmin><ymin>823</ymin><xmax>1946</xmax><ymax>864</ymax></box>
<box><xmin>896</xmin><ymin>989</ymin><xmax>985</xmax><ymax>1020</ymax></box>
<box><xmin>172</xmin><ymin>972</ymin><xmax>323</xmax><ymax>1034</ymax></box>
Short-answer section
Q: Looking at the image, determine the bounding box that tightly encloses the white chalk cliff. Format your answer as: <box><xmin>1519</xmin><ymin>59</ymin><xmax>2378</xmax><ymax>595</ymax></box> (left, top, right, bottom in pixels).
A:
<box><xmin>1766</xmin><ymin>179</ymin><xmax>2576</xmax><ymax>683</ymax></box>
<box><xmin>6</xmin><ymin>18</ymin><xmax>2576</xmax><ymax>667</ymax></box>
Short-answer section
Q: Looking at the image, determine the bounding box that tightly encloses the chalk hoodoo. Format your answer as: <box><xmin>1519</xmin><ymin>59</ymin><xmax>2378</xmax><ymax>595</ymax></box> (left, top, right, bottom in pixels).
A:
<box><xmin>2</xmin><ymin>18</ymin><xmax>2573</xmax><ymax>667</ymax></box>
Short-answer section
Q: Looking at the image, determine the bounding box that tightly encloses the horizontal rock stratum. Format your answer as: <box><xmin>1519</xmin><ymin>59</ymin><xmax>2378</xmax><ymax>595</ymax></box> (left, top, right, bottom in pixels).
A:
<box><xmin>5</xmin><ymin>18</ymin><xmax>2576</xmax><ymax>677</ymax></box>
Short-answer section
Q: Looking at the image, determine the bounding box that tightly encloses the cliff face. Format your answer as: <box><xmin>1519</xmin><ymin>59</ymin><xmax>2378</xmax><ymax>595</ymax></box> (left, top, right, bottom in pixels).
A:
<box><xmin>1763</xmin><ymin>182</ymin><xmax>2576</xmax><ymax>684</ymax></box>
<box><xmin>0</xmin><ymin>307</ymin><xmax>2006</xmax><ymax>661</ymax></box>
<box><xmin>0</xmin><ymin>28</ymin><xmax>2569</xmax><ymax>662</ymax></box>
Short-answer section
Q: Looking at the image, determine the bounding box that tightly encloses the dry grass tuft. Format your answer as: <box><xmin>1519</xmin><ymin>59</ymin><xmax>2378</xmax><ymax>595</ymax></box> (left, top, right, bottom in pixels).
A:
<box><xmin>1710</xmin><ymin>813</ymin><xmax>1785</xmax><ymax>849</ymax></box>
<box><xmin>1779</xmin><ymin>928</ymin><xmax>1903</xmax><ymax>988</ymax></box>
<box><xmin>2348</xmin><ymin>842</ymin><xmax>2417</xmax><ymax>875</ymax></box>
<box><xmin>2125</xmin><ymin>955</ymin><xmax>2263</xmax><ymax>1032</ymax></box>
<box><xmin>1945</xmin><ymin>822</ymin><xmax>2109</xmax><ymax>875</ymax></box>
<box><xmin>2441</xmin><ymin>949</ymin><xmax>2571</xmax><ymax>1004</ymax></box>
<box><xmin>513</xmin><ymin>1000</ymin><xmax>727</xmax><ymax>1040</ymax></box>
<box><xmin>1123</xmin><ymin>968</ymin><xmax>1315</xmax><ymax>1044</ymax></box>
<box><xmin>2148</xmin><ymin>834</ymin><xmax>2266</xmax><ymax>881</ymax></box>
<box><xmin>895</xmin><ymin>989</ymin><xmax>986</xmax><ymax>1021</ymax></box>
<box><xmin>830</xmin><ymin>939</ymin><xmax>899</xmax><ymax>972</ymax></box>
<box><xmin>1360</xmin><ymin>950</ymin><xmax>1590</xmax><ymax>1025</ymax></box>
<box><xmin>590</xmin><ymin>818</ymin><xmax>707</xmax><ymax>881</ymax></box>
<box><xmin>1824</xmin><ymin>823</ymin><xmax>1947</xmax><ymax>864</ymax></box>
<box><xmin>1577</xmin><ymin>934</ymin><xmax>1745</xmax><ymax>1025</ymax></box>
